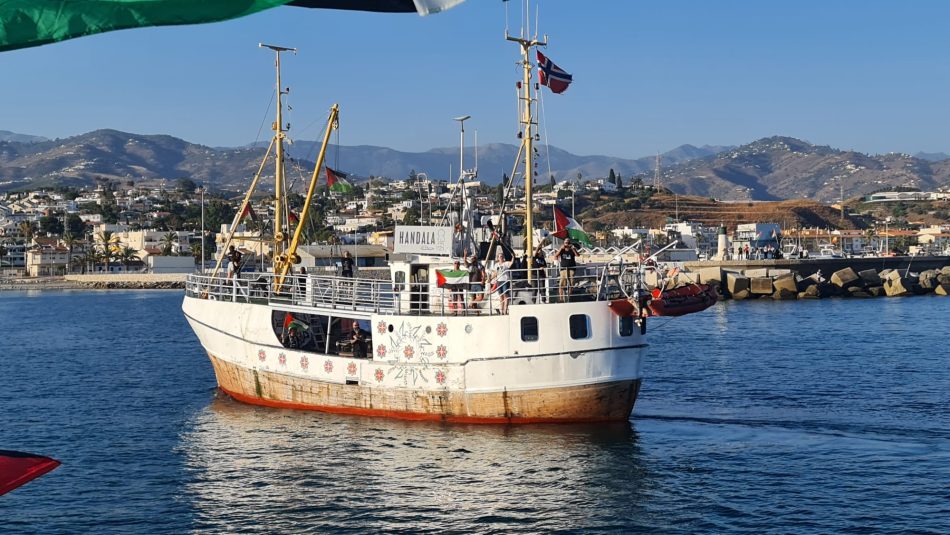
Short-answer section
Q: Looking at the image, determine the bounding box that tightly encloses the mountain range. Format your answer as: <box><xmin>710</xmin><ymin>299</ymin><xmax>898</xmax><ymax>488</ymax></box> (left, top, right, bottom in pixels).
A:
<box><xmin>655</xmin><ymin>136</ymin><xmax>950</xmax><ymax>202</ymax></box>
<box><xmin>0</xmin><ymin>129</ymin><xmax>727</xmax><ymax>192</ymax></box>
<box><xmin>1</xmin><ymin>129</ymin><xmax>949</xmax><ymax>202</ymax></box>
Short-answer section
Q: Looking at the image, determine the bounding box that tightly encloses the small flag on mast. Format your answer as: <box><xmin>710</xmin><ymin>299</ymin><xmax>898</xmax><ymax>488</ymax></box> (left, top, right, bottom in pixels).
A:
<box><xmin>326</xmin><ymin>167</ymin><xmax>354</xmax><ymax>193</ymax></box>
<box><xmin>537</xmin><ymin>51</ymin><xmax>573</xmax><ymax>94</ymax></box>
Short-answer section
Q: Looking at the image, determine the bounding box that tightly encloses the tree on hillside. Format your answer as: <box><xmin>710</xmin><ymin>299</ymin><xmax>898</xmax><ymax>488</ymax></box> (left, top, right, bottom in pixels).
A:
<box><xmin>65</xmin><ymin>213</ymin><xmax>86</xmax><ymax>237</ymax></box>
<box><xmin>39</xmin><ymin>214</ymin><xmax>65</xmax><ymax>236</ymax></box>
<box><xmin>403</xmin><ymin>207</ymin><xmax>421</xmax><ymax>225</ymax></box>
<box><xmin>18</xmin><ymin>221</ymin><xmax>35</xmax><ymax>242</ymax></box>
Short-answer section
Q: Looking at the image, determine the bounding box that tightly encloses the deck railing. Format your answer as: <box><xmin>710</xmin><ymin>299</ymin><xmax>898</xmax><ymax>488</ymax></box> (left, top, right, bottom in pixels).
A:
<box><xmin>185</xmin><ymin>263</ymin><xmax>646</xmax><ymax>317</ymax></box>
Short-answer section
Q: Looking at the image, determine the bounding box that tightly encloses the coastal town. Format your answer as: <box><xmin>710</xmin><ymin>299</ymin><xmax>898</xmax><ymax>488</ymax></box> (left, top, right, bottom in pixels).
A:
<box><xmin>2</xmin><ymin>173</ymin><xmax>950</xmax><ymax>281</ymax></box>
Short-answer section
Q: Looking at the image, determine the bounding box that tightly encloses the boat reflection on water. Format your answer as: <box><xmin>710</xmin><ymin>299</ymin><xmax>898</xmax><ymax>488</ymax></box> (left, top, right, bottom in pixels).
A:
<box><xmin>179</xmin><ymin>391</ymin><xmax>656</xmax><ymax>532</ymax></box>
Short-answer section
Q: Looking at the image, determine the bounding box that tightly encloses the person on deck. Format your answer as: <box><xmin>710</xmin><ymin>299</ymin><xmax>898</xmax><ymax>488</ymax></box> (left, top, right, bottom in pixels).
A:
<box><xmin>449</xmin><ymin>260</ymin><xmax>465</xmax><ymax>313</ymax></box>
<box><xmin>340</xmin><ymin>251</ymin><xmax>355</xmax><ymax>278</ymax></box>
<box><xmin>465</xmin><ymin>255</ymin><xmax>486</xmax><ymax>311</ymax></box>
<box><xmin>533</xmin><ymin>248</ymin><xmax>548</xmax><ymax>301</ymax></box>
<box><xmin>227</xmin><ymin>246</ymin><xmax>243</xmax><ymax>279</ymax></box>
<box><xmin>555</xmin><ymin>238</ymin><xmax>578</xmax><ymax>303</ymax></box>
<box><xmin>491</xmin><ymin>253</ymin><xmax>511</xmax><ymax>314</ymax></box>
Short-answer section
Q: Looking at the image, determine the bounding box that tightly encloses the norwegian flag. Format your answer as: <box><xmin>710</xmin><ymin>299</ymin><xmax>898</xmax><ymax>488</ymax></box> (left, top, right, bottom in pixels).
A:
<box><xmin>537</xmin><ymin>50</ymin><xmax>573</xmax><ymax>94</ymax></box>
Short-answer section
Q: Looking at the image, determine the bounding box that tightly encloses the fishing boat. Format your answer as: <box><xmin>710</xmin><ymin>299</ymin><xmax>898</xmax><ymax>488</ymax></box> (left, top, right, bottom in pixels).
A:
<box><xmin>183</xmin><ymin>28</ymin><xmax>655</xmax><ymax>423</ymax></box>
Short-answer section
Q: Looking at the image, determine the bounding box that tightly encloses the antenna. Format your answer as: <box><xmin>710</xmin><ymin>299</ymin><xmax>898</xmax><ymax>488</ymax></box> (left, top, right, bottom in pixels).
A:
<box><xmin>474</xmin><ymin>129</ymin><xmax>478</xmax><ymax>178</ymax></box>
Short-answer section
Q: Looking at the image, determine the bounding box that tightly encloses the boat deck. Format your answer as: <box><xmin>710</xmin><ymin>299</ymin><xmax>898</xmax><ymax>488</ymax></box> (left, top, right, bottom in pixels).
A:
<box><xmin>185</xmin><ymin>264</ymin><xmax>644</xmax><ymax>317</ymax></box>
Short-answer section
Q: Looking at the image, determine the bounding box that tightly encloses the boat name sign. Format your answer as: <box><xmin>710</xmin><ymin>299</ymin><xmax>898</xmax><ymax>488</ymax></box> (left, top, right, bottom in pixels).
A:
<box><xmin>394</xmin><ymin>225</ymin><xmax>452</xmax><ymax>255</ymax></box>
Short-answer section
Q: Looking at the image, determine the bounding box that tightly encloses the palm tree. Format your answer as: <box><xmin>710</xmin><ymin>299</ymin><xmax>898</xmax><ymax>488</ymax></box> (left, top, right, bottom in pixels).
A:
<box><xmin>62</xmin><ymin>232</ymin><xmax>79</xmax><ymax>274</ymax></box>
<box><xmin>190</xmin><ymin>242</ymin><xmax>202</xmax><ymax>266</ymax></box>
<box><xmin>160</xmin><ymin>232</ymin><xmax>177</xmax><ymax>256</ymax></box>
<box><xmin>96</xmin><ymin>230</ymin><xmax>117</xmax><ymax>272</ymax></box>
<box><xmin>117</xmin><ymin>246</ymin><xmax>141</xmax><ymax>270</ymax></box>
<box><xmin>18</xmin><ymin>221</ymin><xmax>35</xmax><ymax>243</ymax></box>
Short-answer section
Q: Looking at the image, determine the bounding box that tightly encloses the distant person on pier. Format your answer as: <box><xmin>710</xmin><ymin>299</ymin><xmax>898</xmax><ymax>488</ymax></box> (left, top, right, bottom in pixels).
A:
<box><xmin>340</xmin><ymin>250</ymin><xmax>355</xmax><ymax>278</ymax></box>
<box><xmin>555</xmin><ymin>238</ymin><xmax>578</xmax><ymax>303</ymax></box>
<box><xmin>743</xmin><ymin>244</ymin><xmax>750</xmax><ymax>259</ymax></box>
<box><xmin>227</xmin><ymin>246</ymin><xmax>243</xmax><ymax>279</ymax></box>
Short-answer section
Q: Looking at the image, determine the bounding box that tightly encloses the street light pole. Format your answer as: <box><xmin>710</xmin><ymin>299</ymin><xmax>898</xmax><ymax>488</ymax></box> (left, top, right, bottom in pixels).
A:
<box><xmin>197</xmin><ymin>186</ymin><xmax>205</xmax><ymax>273</ymax></box>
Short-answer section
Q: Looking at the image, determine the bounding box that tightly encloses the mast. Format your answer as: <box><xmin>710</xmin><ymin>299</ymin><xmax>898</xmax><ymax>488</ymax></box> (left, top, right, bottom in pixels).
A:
<box><xmin>260</xmin><ymin>43</ymin><xmax>296</xmax><ymax>273</ymax></box>
<box><xmin>506</xmin><ymin>18</ymin><xmax>545</xmax><ymax>281</ymax></box>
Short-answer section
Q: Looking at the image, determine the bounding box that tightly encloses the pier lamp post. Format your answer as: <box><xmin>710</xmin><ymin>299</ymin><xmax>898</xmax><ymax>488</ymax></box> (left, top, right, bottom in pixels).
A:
<box><xmin>196</xmin><ymin>186</ymin><xmax>205</xmax><ymax>273</ymax></box>
<box><xmin>454</xmin><ymin>115</ymin><xmax>471</xmax><ymax>179</ymax></box>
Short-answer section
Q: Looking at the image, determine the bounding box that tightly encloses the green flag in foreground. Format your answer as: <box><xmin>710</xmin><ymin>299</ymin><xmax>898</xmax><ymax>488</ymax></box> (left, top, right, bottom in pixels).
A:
<box><xmin>0</xmin><ymin>0</ymin><xmax>466</xmax><ymax>53</ymax></box>
<box><xmin>0</xmin><ymin>1</ymin><xmax>292</xmax><ymax>53</ymax></box>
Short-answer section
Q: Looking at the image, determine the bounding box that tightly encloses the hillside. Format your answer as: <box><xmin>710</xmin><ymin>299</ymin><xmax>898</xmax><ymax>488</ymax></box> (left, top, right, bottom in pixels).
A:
<box><xmin>0</xmin><ymin>128</ymin><xmax>726</xmax><ymax>192</ymax></box>
<box><xmin>654</xmin><ymin>136</ymin><xmax>950</xmax><ymax>202</ymax></box>
<box><xmin>579</xmin><ymin>193</ymin><xmax>865</xmax><ymax>231</ymax></box>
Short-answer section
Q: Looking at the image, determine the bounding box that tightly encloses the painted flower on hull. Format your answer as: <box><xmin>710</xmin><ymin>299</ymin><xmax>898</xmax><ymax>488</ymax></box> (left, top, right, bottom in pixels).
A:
<box><xmin>278</xmin><ymin>353</ymin><xmax>287</xmax><ymax>366</ymax></box>
<box><xmin>403</xmin><ymin>345</ymin><xmax>414</xmax><ymax>359</ymax></box>
<box><xmin>324</xmin><ymin>360</ymin><xmax>334</xmax><ymax>373</ymax></box>
<box><xmin>300</xmin><ymin>356</ymin><xmax>309</xmax><ymax>370</ymax></box>
<box><xmin>347</xmin><ymin>362</ymin><xmax>357</xmax><ymax>375</ymax></box>
<box><xmin>258</xmin><ymin>349</ymin><xmax>266</xmax><ymax>362</ymax></box>
<box><xmin>436</xmin><ymin>345</ymin><xmax>447</xmax><ymax>359</ymax></box>
<box><xmin>436</xmin><ymin>322</ymin><xmax>447</xmax><ymax>337</ymax></box>
<box><xmin>374</xmin><ymin>368</ymin><xmax>385</xmax><ymax>382</ymax></box>
<box><xmin>435</xmin><ymin>370</ymin><xmax>446</xmax><ymax>384</ymax></box>
<box><xmin>377</xmin><ymin>321</ymin><xmax>388</xmax><ymax>334</ymax></box>
<box><xmin>377</xmin><ymin>345</ymin><xmax>387</xmax><ymax>358</ymax></box>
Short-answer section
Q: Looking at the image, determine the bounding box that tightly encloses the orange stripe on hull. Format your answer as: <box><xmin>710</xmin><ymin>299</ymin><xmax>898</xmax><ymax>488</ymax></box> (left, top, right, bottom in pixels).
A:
<box><xmin>208</xmin><ymin>354</ymin><xmax>640</xmax><ymax>425</ymax></box>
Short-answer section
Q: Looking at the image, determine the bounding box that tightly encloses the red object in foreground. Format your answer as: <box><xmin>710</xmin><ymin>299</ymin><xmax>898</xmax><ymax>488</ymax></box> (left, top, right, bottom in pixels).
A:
<box><xmin>648</xmin><ymin>284</ymin><xmax>718</xmax><ymax>317</ymax></box>
<box><xmin>0</xmin><ymin>450</ymin><xmax>61</xmax><ymax>496</ymax></box>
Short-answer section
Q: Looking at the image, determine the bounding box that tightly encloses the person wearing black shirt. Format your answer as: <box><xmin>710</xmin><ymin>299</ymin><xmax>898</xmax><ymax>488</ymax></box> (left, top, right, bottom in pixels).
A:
<box><xmin>340</xmin><ymin>250</ymin><xmax>355</xmax><ymax>278</ymax></box>
<box><xmin>227</xmin><ymin>245</ymin><xmax>243</xmax><ymax>279</ymax></box>
<box><xmin>555</xmin><ymin>238</ymin><xmax>578</xmax><ymax>302</ymax></box>
<box><xmin>350</xmin><ymin>320</ymin><xmax>367</xmax><ymax>358</ymax></box>
<box><xmin>533</xmin><ymin>248</ymin><xmax>548</xmax><ymax>300</ymax></box>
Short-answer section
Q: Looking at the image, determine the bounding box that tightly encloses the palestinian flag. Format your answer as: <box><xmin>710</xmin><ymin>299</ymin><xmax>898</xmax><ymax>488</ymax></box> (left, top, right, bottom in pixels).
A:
<box><xmin>0</xmin><ymin>450</ymin><xmax>60</xmax><ymax>496</ymax></box>
<box><xmin>0</xmin><ymin>1</ymin><xmax>466</xmax><ymax>53</ymax></box>
<box><xmin>288</xmin><ymin>319</ymin><xmax>309</xmax><ymax>332</ymax></box>
<box><xmin>552</xmin><ymin>206</ymin><xmax>592</xmax><ymax>247</ymax></box>
<box><xmin>239</xmin><ymin>203</ymin><xmax>258</xmax><ymax>222</ymax></box>
<box><xmin>326</xmin><ymin>167</ymin><xmax>354</xmax><ymax>193</ymax></box>
<box><xmin>436</xmin><ymin>269</ymin><xmax>468</xmax><ymax>287</ymax></box>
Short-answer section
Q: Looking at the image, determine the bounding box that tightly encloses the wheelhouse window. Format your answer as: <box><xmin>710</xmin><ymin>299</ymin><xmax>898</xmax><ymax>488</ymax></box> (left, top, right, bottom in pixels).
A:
<box><xmin>619</xmin><ymin>316</ymin><xmax>634</xmax><ymax>337</ymax></box>
<box><xmin>569</xmin><ymin>314</ymin><xmax>590</xmax><ymax>340</ymax></box>
<box><xmin>521</xmin><ymin>316</ymin><xmax>539</xmax><ymax>342</ymax></box>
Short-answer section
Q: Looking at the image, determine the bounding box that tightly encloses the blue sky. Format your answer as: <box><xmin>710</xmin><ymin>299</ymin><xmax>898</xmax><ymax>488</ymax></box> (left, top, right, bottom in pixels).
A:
<box><xmin>2</xmin><ymin>1</ymin><xmax>950</xmax><ymax>158</ymax></box>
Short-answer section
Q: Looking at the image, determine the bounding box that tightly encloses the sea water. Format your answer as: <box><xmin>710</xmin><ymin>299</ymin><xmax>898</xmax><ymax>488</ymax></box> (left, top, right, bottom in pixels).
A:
<box><xmin>1</xmin><ymin>290</ymin><xmax>947</xmax><ymax>533</ymax></box>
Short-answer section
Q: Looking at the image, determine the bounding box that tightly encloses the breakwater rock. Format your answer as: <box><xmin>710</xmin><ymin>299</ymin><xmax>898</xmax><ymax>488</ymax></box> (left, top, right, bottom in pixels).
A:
<box><xmin>678</xmin><ymin>264</ymin><xmax>950</xmax><ymax>301</ymax></box>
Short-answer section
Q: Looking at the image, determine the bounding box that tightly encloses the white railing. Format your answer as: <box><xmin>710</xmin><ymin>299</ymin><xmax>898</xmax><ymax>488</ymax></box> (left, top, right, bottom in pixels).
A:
<box><xmin>185</xmin><ymin>263</ymin><xmax>647</xmax><ymax>317</ymax></box>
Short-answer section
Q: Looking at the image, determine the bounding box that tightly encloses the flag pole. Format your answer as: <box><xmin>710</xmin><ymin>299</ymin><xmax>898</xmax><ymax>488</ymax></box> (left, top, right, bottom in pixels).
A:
<box><xmin>506</xmin><ymin>25</ymin><xmax>545</xmax><ymax>282</ymax></box>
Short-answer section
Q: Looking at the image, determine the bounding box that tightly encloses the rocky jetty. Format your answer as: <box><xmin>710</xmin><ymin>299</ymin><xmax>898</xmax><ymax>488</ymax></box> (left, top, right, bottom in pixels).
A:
<box><xmin>680</xmin><ymin>265</ymin><xmax>950</xmax><ymax>302</ymax></box>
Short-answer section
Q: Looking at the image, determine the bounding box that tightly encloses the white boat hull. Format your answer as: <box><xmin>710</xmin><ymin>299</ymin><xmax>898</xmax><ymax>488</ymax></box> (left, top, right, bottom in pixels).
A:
<box><xmin>182</xmin><ymin>293</ymin><xmax>646</xmax><ymax>423</ymax></box>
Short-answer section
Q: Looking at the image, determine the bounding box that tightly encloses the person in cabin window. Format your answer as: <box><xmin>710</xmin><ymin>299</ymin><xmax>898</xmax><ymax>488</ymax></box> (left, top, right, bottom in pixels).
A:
<box><xmin>350</xmin><ymin>320</ymin><xmax>367</xmax><ymax>358</ymax></box>
<box><xmin>340</xmin><ymin>250</ymin><xmax>355</xmax><ymax>278</ymax></box>
<box><xmin>555</xmin><ymin>238</ymin><xmax>578</xmax><ymax>303</ymax></box>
